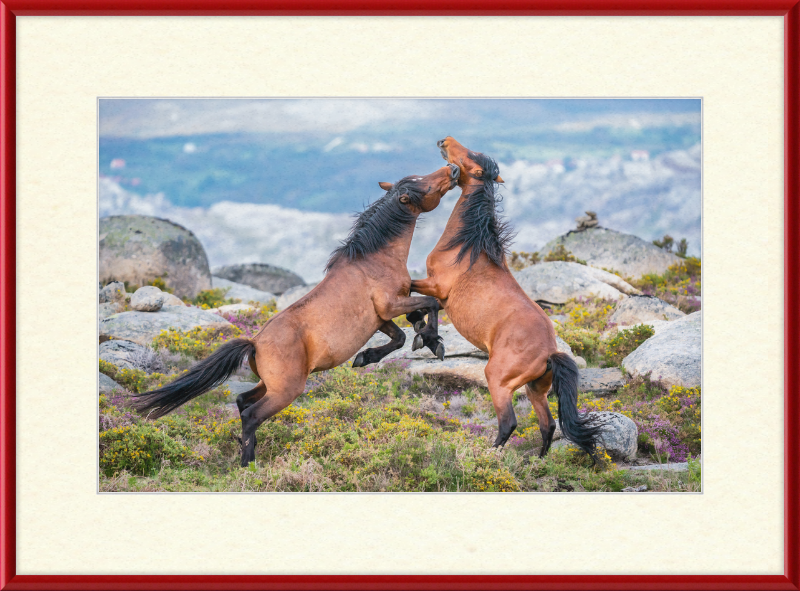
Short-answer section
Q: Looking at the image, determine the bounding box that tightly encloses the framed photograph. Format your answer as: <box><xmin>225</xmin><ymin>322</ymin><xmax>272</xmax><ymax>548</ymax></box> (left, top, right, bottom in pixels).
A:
<box><xmin>1</xmin><ymin>3</ymin><xmax>797</xmax><ymax>590</ymax></box>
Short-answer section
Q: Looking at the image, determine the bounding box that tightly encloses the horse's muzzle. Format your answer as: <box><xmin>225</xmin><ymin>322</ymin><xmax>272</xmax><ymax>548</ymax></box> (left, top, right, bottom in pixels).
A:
<box><xmin>448</xmin><ymin>163</ymin><xmax>460</xmax><ymax>179</ymax></box>
<box><xmin>438</xmin><ymin>139</ymin><xmax>448</xmax><ymax>160</ymax></box>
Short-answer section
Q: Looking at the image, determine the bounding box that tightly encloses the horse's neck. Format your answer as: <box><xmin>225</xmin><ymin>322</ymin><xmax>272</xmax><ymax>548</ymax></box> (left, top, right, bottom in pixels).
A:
<box><xmin>382</xmin><ymin>219</ymin><xmax>418</xmax><ymax>264</ymax></box>
<box><xmin>436</xmin><ymin>185</ymin><xmax>479</xmax><ymax>249</ymax></box>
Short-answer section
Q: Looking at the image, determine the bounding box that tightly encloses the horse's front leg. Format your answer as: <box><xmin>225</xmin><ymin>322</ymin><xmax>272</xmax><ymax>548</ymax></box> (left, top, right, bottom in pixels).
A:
<box><xmin>352</xmin><ymin>320</ymin><xmax>406</xmax><ymax>368</ymax></box>
<box><xmin>408</xmin><ymin>277</ymin><xmax>447</xmax><ymax>334</ymax></box>
<box><xmin>410</xmin><ymin>277</ymin><xmax>447</xmax><ymax>299</ymax></box>
<box><xmin>380</xmin><ymin>295</ymin><xmax>444</xmax><ymax>360</ymax></box>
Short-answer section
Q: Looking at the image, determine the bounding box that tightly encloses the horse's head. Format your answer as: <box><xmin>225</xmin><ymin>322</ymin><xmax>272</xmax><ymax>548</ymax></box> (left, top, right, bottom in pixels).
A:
<box><xmin>437</xmin><ymin>137</ymin><xmax>505</xmax><ymax>187</ymax></box>
<box><xmin>378</xmin><ymin>163</ymin><xmax>460</xmax><ymax>213</ymax></box>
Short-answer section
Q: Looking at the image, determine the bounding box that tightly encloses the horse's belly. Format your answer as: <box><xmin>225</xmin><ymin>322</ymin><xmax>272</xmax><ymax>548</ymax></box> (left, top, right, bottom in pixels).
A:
<box><xmin>309</xmin><ymin>315</ymin><xmax>384</xmax><ymax>372</ymax></box>
<box><xmin>443</xmin><ymin>300</ymin><xmax>490</xmax><ymax>354</ymax></box>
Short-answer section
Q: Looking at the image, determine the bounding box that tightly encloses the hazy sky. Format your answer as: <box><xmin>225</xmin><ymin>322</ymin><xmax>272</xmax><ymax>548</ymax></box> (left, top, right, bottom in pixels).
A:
<box><xmin>100</xmin><ymin>98</ymin><xmax>700</xmax><ymax>138</ymax></box>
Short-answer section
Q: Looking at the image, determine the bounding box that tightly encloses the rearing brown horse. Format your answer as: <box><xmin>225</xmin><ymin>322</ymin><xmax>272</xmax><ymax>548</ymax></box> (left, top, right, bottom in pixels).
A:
<box><xmin>409</xmin><ymin>137</ymin><xmax>599</xmax><ymax>458</ymax></box>
<box><xmin>133</xmin><ymin>163</ymin><xmax>459</xmax><ymax>466</ymax></box>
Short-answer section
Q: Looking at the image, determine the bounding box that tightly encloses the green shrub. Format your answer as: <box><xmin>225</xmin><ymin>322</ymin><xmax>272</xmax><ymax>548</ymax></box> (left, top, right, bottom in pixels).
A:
<box><xmin>509</xmin><ymin>251</ymin><xmax>540</xmax><ymax>271</ymax></box>
<box><xmin>190</xmin><ymin>287</ymin><xmax>239</xmax><ymax>309</ymax></box>
<box><xmin>117</xmin><ymin>275</ymin><xmax>173</xmax><ymax>294</ymax></box>
<box><xmin>147</xmin><ymin>275</ymin><xmax>173</xmax><ymax>293</ymax></box>
<box><xmin>99</xmin><ymin>359</ymin><xmax>175</xmax><ymax>393</ymax></box>
<box><xmin>99</xmin><ymin>423</ymin><xmax>199</xmax><ymax>476</ymax></box>
<box><xmin>559</xmin><ymin>297</ymin><xmax>616</xmax><ymax>331</ymax></box>
<box><xmin>652</xmin><ymin>234</ymin><xmax>674</xmax><ymax>251</ymax></box>
<box><xmin>687</xmin><ymin>456</ymin><xmax>701</xmax><ymax>484</ymax></box>
<box><xmin>555</xmin><ymin>325</ymin><xmax>602</xmax><ymax>363</ymax></box>
<box><xmin>544</xmin><ymin>245</ymin><xmax>586</xmax><ymax>265</ymax></box>
<box><xmin>603</xmin><ymin>324</ymin><xmax>654</xmax><ymax>366</ymax></box>
<box><xmin>151</xmin><ymin>325</ymin><xmax>243</xmax><ymax>360</ymax></box>
<box><xmin>676</xmin><ymin>238</ymin><xmax>689</xmax><ymax>258</ymax></box>
<box><xmin>627</xmin><ymin>257</ymin><xmax>701</xmax><ymax>314</ymax></box>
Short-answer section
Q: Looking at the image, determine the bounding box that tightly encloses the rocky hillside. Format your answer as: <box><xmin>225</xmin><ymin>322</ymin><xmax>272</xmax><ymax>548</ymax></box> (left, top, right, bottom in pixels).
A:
<box><xmin>98</xmin><ymin>213</ymin><xmax>701</xmax><ymax>491</ymax></box>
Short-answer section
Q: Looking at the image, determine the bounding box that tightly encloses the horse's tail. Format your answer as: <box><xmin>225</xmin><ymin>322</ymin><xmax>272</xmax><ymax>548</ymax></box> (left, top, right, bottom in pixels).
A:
<box><xmin>549</xmin><ymin>351</ymin><xmax>601</xmax><ymax>458</ymax></box>
<box><xmin>132</xmin><ymin>338</ymin><xmax>256</xmax><ymax>419</ymax></box>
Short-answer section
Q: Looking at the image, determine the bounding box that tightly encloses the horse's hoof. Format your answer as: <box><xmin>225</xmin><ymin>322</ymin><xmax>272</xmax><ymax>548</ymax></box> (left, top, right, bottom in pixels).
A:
<box><xmin>414</xmin><ymin>320</ymin><xmax>426</xmax><ymax>332</ymax></box>
<box><xmin>412</xmin><ymin>334</ymin><xmax>423</xmax><ymax>351</ymax></box>
<box><xmin>435</xmin><ymin>342</ymin><xmax>445</xmax><ymax>361</ymax></box>
<box><xmin>352</xmin><ymin>352</ymin><xmax>365</xmax><ymax>367</ymax></box>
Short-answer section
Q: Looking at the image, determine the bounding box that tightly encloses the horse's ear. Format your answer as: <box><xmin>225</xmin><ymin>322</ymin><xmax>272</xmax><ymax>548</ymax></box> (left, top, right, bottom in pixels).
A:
<box><xmin>379</xmin><ymin>182</ymin><xmax>393</xmax><ymax>191</ymax></box>
<box><xmin>398</xmin><ymin>194</ymin><xmax>410</xmax><ymax>204</ymax></box>
<box><xmin>496</xmin><ymin>175</ymin><xmax>505</xmax><ymax>183</ymax></box>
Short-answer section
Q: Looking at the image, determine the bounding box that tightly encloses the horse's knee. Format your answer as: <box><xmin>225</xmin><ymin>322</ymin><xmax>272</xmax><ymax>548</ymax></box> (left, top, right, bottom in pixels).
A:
<box><xmin>406</xmin><ymin>310</ymin><xmax>425</xmax><ymax>325</ymax></box>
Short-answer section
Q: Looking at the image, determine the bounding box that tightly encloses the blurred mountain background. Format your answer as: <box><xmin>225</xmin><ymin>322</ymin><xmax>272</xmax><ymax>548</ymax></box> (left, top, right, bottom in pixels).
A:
<box><xmin>99</xmin><ymin>98</ymin><xmax>701</xmax><ymax>282</ymax></box>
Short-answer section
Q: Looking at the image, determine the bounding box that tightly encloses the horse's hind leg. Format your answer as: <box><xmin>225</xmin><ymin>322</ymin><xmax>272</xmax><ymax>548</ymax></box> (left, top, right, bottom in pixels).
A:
<box><xmin>240</xmin><ymin>373</ymin><xmax>306</xmax><ymax>467</ymax></box>
<box><xmin>235</xmin><ymin>381</ymin><xmax>267</xmax><ymax>416</ymax></box>
<box><xmin>484</xmin><ymin>362</ymin><xmax>519</xmax><ymax>447</ymax></box>
<box><xmin>525</xmin><ymin>371</ymin><xmax>556</xmax><ymax>458</ymax></box>
<box><xmin>353</xmin><ymin>321</ymin><xmax>406</xmax><ymax>368</ymax></box>
<box><xmin>488</xmin><ymin>383</ymin><xmax>517</xmax><ymax>447</ymax></box>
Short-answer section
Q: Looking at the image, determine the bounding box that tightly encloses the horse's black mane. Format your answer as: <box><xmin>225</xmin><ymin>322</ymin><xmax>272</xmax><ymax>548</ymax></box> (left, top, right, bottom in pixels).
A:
<box><xmin>326</xmin><ymin>176</ymin><xmax>428</xmax><ymax>271</ymax></box>
<box><xmin>443</xmin><ymin>151</ymin><xmax>514</xmax><ymax>269</ymax></box>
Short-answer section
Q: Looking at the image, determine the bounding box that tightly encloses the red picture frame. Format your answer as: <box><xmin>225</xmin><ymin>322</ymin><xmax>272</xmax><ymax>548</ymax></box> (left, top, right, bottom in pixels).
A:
<box><xmin>1</xmin><ymin>4</ymin><xmax>798</xmax><ymax>590</ymax></box>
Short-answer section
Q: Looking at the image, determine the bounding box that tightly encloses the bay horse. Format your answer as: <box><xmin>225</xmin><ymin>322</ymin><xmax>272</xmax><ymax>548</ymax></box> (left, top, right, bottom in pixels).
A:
<box><xmin>408</xmin><ymin>137</ymin><xmax>600</xmax><ymax>459</ymax></box>
<box><xmin>133</xmin><ymin>163</ymin><xmax>459</xmax><ymax>466</ymax></box>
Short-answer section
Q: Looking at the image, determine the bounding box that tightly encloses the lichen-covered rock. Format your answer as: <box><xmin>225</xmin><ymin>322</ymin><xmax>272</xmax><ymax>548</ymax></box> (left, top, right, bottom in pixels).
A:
<box><xmin>161</xmin><ymin>292</ymin><xmax>185</xmax><ymax>307</ymax></box>
<box><xmin>130</xmin><ymin>286</ymin><xmax>165</xmax><ymax>312</ymax></box>
<box><xmin>211</xmin><ymin>277</ymin><xmax>275</xmax><ymax>305</ymax></box>
<box><xmin>276</xmin><ymin>283</ymin><xmax>318</xmax><ymax>310</ymax></box>
<box><xmin>100</xmin><ymin>215</ymin><xmax>211</xmax><ymax>299</ymax></box>
<box><xmin>513</xmin><ymin>262</ymin><xmax>638</xmax><ymax>304</ymax></box>
<box><xmin>212</xmin><ymin>263</ymin><xmax>304</xmax><ymax>295</ymax></box>
<box><xmin>214</xmin><ymin>303</ymin><xmax>257</xmax><ymax>315</ymax></box>
<box><xmin>99</xmin><ymin>339</ymin><xmax>150</xmax><ymax>370</ymax></box>
<box><xmin>99</xmin><ymin>372</ymin><xmax>124</xmax><ymax>393</ymax></box>
<box><xmin>402</xmin><ymin>356</ymin><xmax>489</xmax><ymax>389</ymax></box>
<box><xmin>99</xmin><ymin>302</ymin><xmax>123</xmax><ymax>320</ymax></box>
<box><xmin>541</xmin><ymin>227</ymin><xmax>681</xmax><ymax>277</ymax></box>
<box><xmin>99</xmin><ymin>306</ymin><xmax>233</xmax><ymax>346</ymax></box>
<box><xmin>99</xmin><ymin>281</ymin><xmax>126</xmax><ymax>304</ymax></box>
<box><xmin>591</xmin><ymin>411</ymin><xmax>638</xmax><ymax>460</ymax></box>
<box><xmin>609</xmin><ymin>295</ymin><xmax>685</xmax><ymax>326</ymax></box>
<box><xmin>578</xmin><ymin>367</ymin><xmax>625</xmax><ymax>395</ymax></box>
<box><xmin>622</xmin><ymin>311</ymin><xmax>701</xmax><ymax>388</ymax></box>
